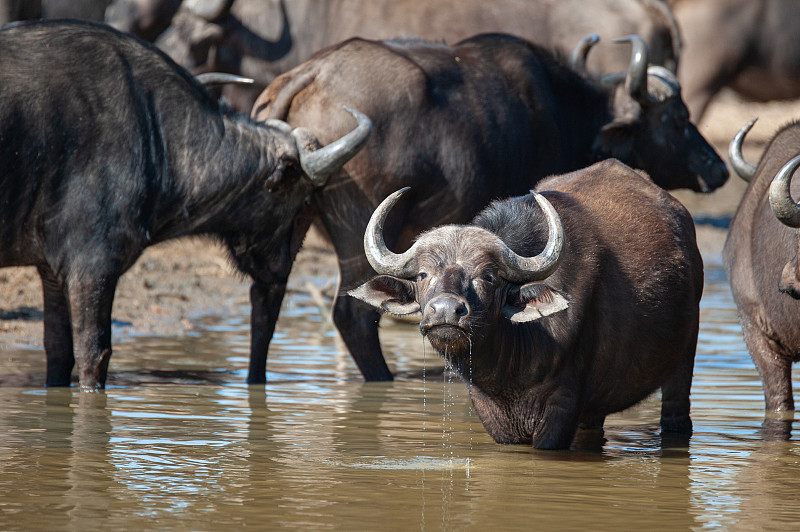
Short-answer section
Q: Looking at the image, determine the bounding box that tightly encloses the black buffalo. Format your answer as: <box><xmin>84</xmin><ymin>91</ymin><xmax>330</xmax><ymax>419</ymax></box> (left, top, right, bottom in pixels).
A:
<box><xmin>0</xmin><ymin>20</ymin><xmax>370</xmax><ymax>390</ymax></box>
<box><xmin>725</xmin><ymin>120</ymin><xmax>800</xmax><ymax>418</ymax></box>
<box><xmin>245</xmin><ymin>33</ymin><xmax>725</xmax><ymax>384</ymax></box>
<box><xmin>350</xmin><ymin>159</ymin><xmax>703</xmax><ymax>449</ymax></box>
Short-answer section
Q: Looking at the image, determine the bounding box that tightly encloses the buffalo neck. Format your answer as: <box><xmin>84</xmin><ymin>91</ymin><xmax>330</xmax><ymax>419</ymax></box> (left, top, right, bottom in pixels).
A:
<box><xmin>151</xmin><ymin>111</ymin><xmax>287</xmax><ymax>242</ymax></box>
<box><xmin>446</xmin><ymin>317</ymin><xmax>564</xmax><ymax>397</ymax></box>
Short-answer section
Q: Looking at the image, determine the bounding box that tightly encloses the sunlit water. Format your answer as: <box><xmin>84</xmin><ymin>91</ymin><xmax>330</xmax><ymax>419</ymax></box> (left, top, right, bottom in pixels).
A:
<box><xmin>2</xmin><ymin>267</ymin><xmax>800</xmax><ymax>530</ymax></box>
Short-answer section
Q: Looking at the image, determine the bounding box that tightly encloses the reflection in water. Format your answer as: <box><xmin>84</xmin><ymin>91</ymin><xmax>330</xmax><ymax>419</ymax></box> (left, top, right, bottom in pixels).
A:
<box><xmin>1</xmin><ymin>268</ymin><xmax>800</xmax><ymax>528</ymax></box>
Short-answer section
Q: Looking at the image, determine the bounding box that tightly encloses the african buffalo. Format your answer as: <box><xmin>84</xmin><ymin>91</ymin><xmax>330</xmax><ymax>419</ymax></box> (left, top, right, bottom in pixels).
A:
<box><xmin>672</xmin><ymin>0</ymin><xmax>800</xmax><ymax>121</ymax></box>
<box><xmin>158</xmin><ymin>0</ymin><xmax>681</xmax><ymax>110</ymax></box>
<box><xmin>0</xmin><ymin>20</ymin><xmax>370</xmax><ymax>390</ymax></box>
<box><xmin>349</xmin><ymin>159</ymin><xmax>703</xmax><ymax>449</ymax></box>
<box><xmin>244</xmin><ymin>33</ymin><xmax>725</xmax><ymax>384</ymax></box>
<box><xmin>725</xmin><ymin>120</ymin><xmax>800</xmax><ymax>416</ymax></box>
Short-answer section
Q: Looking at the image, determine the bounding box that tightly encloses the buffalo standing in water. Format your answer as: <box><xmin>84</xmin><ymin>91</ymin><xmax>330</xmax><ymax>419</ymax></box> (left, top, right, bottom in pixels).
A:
<box><xmin>0</xmin><ymin>20</ymin><xmax>371</xmax><ymax>390</ymax></box>
<box><xmin>726</xmin><ymin>120</ymin><xmax>800</xmax><ymax>428</ymax></box>
<box><xmin>351</xmin><ymin>160</ymin><xmax>703</xmax><ymax>449</ymax></box>
<box><xmin>245</xmin><ymin>33</ymin><xmax>725</xmax><ymax>385</ymax></box>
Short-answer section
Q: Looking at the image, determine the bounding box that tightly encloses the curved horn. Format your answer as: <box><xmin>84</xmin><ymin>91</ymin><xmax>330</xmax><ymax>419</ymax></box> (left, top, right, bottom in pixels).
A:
<box><xmin>769</xmin><ymin>155</ymin><xmax>800</xmax><ymax>228</ymax></box>
<box><xmin>195</xmin><ymin>72</ymin><xmax>255</xmax><ymax>86</ymax></box>
<box><xmin>364</xmin><ymin>187</ymin><xmax>421</xmax><ymax>278</ymax></box>
<box><xmin>182</xmin><ymin>0</ymin><xmax>234</xmax><ymax>20</ymax></box>
<box><xmin>645</xmin><ymin>65</ymin><xmax>679</xmax><ymax>100</ymax></box>
<box><xmin>613</xmin><ymin>35</ymin><xmax>650</xmax><ymax>106</ymax></box>
<box><xmin>293</xmin><ymin>106</ymin><xmax>372</xmax><ymax>187</ymax></box>
<box><xmin>729</xmin><ymin>118</ymin><xmax>758</xmax><ymax>182</ymax></box>
<box><xmin>570</xmin><ymin>33</ymin><xmax>600</xmax><ymax>75</ymax></box>
<box><xmin>496</xmin><ymin>191</ymin><xmax>565</xmax><ymax>283</ymax></box>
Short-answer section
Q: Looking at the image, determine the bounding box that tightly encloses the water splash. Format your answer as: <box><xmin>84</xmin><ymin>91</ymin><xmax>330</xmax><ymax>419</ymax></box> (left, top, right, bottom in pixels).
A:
<box><xmin>331</xmin><ymin>456</ymin><xmax>471</xmax><ymax>471</ymax></box>
<box><xmin>468</xmin><ymin>336</ymin><xmax>473</xmax><ymax>454</ymax></box>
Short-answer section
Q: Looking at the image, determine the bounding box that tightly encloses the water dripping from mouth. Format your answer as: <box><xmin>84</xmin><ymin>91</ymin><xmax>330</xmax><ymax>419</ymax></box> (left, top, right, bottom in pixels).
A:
<box><xmin>422</xmin><ymin>335</ymin><xmax>427</xmax><ymax>451</ymax></box>
<box><xmin>468</xmin><ymin>336</ymin><xmax>473</xmax><ymax>455</ymax></box>
<box><xmin>443</xmin><ymin>346</ymin><xmax>455</xmax><ymax>463</ymax></box>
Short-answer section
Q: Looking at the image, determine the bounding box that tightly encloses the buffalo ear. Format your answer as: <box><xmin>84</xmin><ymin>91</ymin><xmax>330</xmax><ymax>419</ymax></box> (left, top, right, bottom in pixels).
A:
<box><xmin>779</xmin><ymin>258</ymin><xmax>800</xmax><ymax>300</ymax></box>
<box><xmin>348</xmin><ymin>276</ymin><xmax>421</xmax><ymax>316</ymax></box>
<box><xmin>502</xmin><ymin>282</ymin><xmax>569</xmax><ymax>323</ymax></box>
<box><xmin>593</xmin><ymin>119</ymin><xmax>635</xmax><ymax>161</ymax></box>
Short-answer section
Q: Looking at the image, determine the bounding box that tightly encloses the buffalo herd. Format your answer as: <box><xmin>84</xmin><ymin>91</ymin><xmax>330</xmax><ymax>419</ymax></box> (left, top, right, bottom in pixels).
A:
<box><xmin>1</xmin><ymin>1</ymin><xmax>800</xmax><ymax>450</ymax></box>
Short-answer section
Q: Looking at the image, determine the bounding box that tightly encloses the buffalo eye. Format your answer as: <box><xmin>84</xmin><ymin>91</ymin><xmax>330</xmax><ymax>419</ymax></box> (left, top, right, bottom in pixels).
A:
<box><xmin>416</xmin><ymin>272</ymin><xmax>428</xmax><ymax>282</ymax></box>
<box><xmin>472</xmin><ymin>273</ymin><xmax>495</xmax><ymax>289</ymax></box>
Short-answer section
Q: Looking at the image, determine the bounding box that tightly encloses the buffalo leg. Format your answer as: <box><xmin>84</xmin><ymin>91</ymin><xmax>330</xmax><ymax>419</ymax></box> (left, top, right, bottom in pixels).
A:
<box><xmin>245</xmin><ymin>213</ymin><xmax>313</xmax><ymax>384</ymax></box>
<box><xmin>38</xmin><ymin>265</ymin><xmax>74</xmax><ymax>386</ymax></box>
<box><xmin>66</xmin><ymin>273</ymin><xmax>118</xmax><ymax>391</ymax></box>
<box><xmin>329</xmin><ymin>231</ymin><xmax>395</xmax><ymax>381</ymax></box>
<box><xmin>314</xmin><ymin>182</ymin><xmax>399</xmax><ymax>381</ymax></box>
<box><xmin>578</xmin><ymin>414</ymin><xmax>606</xmax><ymax>430</ymax></box>
<box><xmin>332</xmin><ymin>294</ymin><xmax>392</xmax><ymax>381</ymax></box>
<box><xmin>660</xmin><ymin>329</ymin><xmax>697</xmax><ymax>433</ymax></box>
<box><xmin>247</xmin><ymin>280</ymin><xmax>288</xmax><ymax>384</ymax></box>
<box><xmin>742</xmin><ymin>317</ymin><xmax>794</xmax><ymax>412</ymax></box>
<box><xmin>530</xmin><ymin>397</ymin><xmax>580</xmax><ymax>450</ymax></box>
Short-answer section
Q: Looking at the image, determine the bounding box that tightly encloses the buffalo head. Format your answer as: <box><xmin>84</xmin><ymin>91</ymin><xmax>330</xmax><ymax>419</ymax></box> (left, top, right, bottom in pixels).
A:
<box><xmin>588</xmin><ymin>35</ymin><xmax>728</xmax><ymax>192</ymax></box>
<box><xmin>769</xmin><ymin>154</ymin><xmax>800</xmax><ymax>298</ymax></box>
<box><xmin>350</xmin><ymin>188</ymin><xmax>567</xmax><ymax>361</ymax></box>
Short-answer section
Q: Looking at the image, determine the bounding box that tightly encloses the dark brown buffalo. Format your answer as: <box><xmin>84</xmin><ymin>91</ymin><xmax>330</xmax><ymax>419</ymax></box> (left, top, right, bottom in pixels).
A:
<box><xmin>0</xmin><ymin>20</ymin><xmax>370</xmax><ymax>390</ymax></box>
<box><xmin>349</xmin><ymin>159</ymin><xmax>703</xmax><ymax>450</ymax></box>
<box><xmin>724</xmin><ymin>120</ymin><xmax>800</xmax><ymax>417</ymax></box>
<box><xmin>243</xmin><ymin>33</ymin><xmax>725</xmax><ymax>385</ymax></box>
<box><xmin>672</xmin><ymin>0</ymin><xmax>800</xmax><ymax>121</ymax></box>
<box><xmin>157</xmin><ymin>0</ymin><xmax>680</xmax><ymax>110</ymax></box>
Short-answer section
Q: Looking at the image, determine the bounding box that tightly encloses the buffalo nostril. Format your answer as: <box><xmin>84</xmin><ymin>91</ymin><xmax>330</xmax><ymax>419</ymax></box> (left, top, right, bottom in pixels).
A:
<box><xmin>426</xmin><ymin>296</ymin><xmax>469</xmax><ymax>323</ymax></box>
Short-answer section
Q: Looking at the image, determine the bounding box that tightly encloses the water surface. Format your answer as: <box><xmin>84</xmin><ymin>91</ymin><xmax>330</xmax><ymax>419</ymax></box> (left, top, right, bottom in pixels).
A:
<box><xmin>1</xmin><ymin>267</ymin><xmax>800</xmax><ymax>530</ymax></box>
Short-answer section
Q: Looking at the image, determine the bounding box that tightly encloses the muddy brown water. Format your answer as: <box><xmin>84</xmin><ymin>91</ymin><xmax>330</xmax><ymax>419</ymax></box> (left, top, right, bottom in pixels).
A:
<box><xmin>1</xmin><ymin>265</ymin><xmax>800</xmax><ymax>530</ymax></box>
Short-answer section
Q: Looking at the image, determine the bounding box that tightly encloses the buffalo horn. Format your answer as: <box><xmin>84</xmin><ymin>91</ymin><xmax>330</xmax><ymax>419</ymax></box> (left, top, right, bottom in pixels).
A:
<box><xmin>182</xmin><ymin>0</ymin><xmax>233</xmax><ymax>20</ymax></box>
<box><xmin>363</xmin><ymin>187</ymin><xmax>420</xmax><ymax>278</ymax></box>
<box><xmin>570</xmin><ymin>33</ymin><xmax>600</xmax><ymax>75</ymax></box>
<box><xmin>729</xmin><ymin>118</ymin><xmax>758</xmax><ymax>182</ymax></box>
<box><xmin>645</xmin><ymin>65</ymin><xmax>680</xmax><ymax>100</ymax></box>
<box><xmin>195</xmin><ymin>73</ymin><xmax>255</xmax><ymax>86</ymax></box>
<box><xmin>769</xmin><ymin>155</ymin><xmax>800</xmax><ymax>228</ymax></box>
<box><xmin>293</xmin><ymin>106</ymin><xmax>372</xmax><ymax>187</ymax></box>
<box><xmin>495</xmin><ymin>191</ymin><xmax>565</xmax><ymax>283</ymax></box>
<box><xmin>614</xmin><ymin>35</ymin><xmax>650</xmax><ymax>106</ymax></box>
